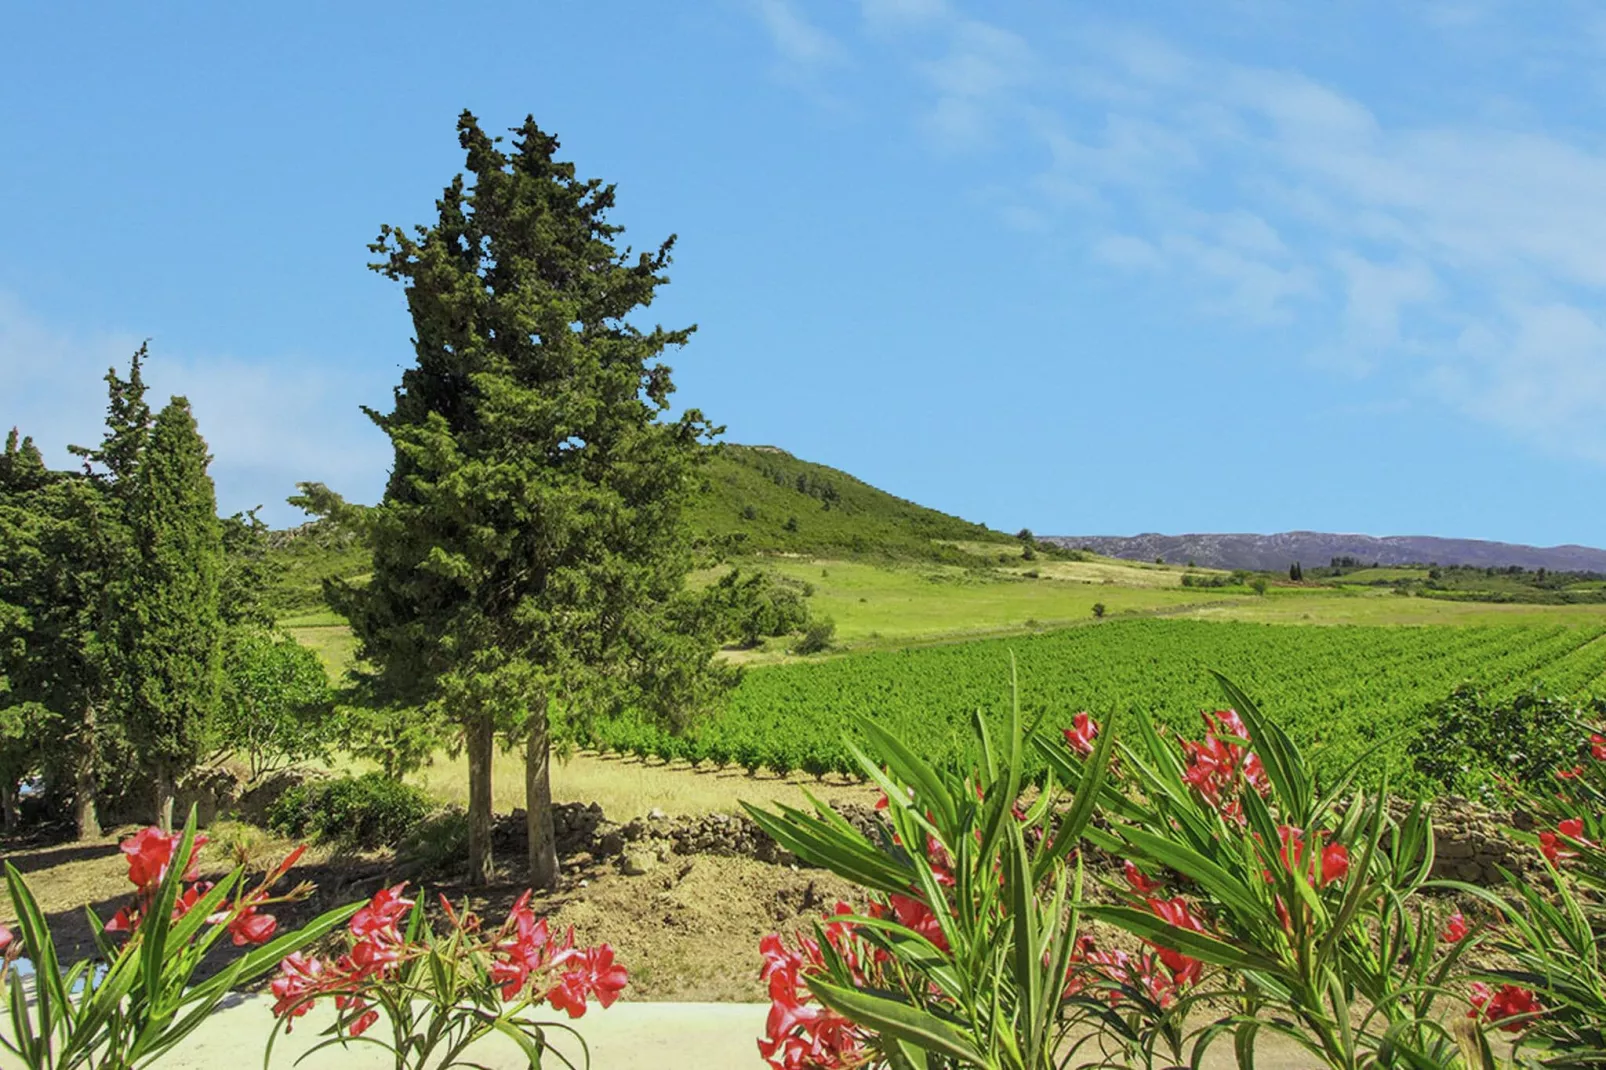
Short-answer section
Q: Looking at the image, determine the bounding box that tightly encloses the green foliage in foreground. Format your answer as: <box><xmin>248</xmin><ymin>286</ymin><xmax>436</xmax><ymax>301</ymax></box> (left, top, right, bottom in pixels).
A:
<box><xmin>589</xmin><ymin>619</ymin><xmax>1606</xmax><ymax>788</ymax></box>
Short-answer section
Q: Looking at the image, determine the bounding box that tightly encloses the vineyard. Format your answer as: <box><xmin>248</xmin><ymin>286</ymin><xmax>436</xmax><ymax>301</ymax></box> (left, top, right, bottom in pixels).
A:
<box><xmin>586</xmin><ymin>619</ymin><xmax>1606</xmax><ymax>786</ymax></box>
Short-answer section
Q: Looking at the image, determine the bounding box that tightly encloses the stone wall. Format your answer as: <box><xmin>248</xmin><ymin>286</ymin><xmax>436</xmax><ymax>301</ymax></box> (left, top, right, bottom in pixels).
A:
<box><xmin>528</xmin><ymin>796</ymin><xmax>1540</xmax><ymax>888</ymax></box>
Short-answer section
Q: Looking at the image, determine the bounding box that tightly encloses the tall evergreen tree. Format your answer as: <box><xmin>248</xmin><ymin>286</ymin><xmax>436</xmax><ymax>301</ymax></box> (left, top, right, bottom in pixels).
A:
<box><xmin>341</xmin><ymin>111</ymin><xmax>728</xmax><ymax>886</ymax></box>
<box><xmin>119</xmin><ymin>398</ymin><xmax>223</xmax><ymax>829</ymax></box>
<box><xmin>0</xmin><ymin>429</ymin><xmax>124</xmax><ymax>838</ymax></box>
<box><xmin>69</xmin><ymin>341</ymin><xmax>154</xmax><ymax>495</ymax></box>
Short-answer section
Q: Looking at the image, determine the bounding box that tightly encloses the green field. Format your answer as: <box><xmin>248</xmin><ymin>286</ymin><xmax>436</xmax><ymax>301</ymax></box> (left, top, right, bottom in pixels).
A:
<box><xmin>588</xmin><ymin>618</ymin><xmax>1606</xmax><ymax>786</ymax></box>
<box><xmin>268</xmin><ymin>442</ymin><xmax>1606</xmax><ymax>794</ymax></box>
<box><xmin>737</xmin><ymin>559</ymin><xmax>1254</xmax><ymax>646</ymax></box>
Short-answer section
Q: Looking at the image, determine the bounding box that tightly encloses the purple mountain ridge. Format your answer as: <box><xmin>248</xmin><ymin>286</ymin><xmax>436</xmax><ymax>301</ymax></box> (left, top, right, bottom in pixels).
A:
<box><xmin>1043</xmin><ymin>531</ymin><xmax>1606</xmax><ymax>573</ymax></box>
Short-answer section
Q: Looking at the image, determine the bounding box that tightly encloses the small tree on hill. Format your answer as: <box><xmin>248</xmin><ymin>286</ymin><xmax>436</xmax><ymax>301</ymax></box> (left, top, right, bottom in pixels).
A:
<box><xmin>343</xmin><ymin>111</ymin><xmax>730</xmax><ymax>886</ymax></box>
<box><xmin>118</xmin><ymin>398</ymin><xmax>224</xmax><ymax>829</ymax></box>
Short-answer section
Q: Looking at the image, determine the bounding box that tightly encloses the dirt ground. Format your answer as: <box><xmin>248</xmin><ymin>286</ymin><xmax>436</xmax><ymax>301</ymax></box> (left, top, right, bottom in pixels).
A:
<box><xmin>0</xmin><ymin>818</ymin><xmax>864</xmax><ymax>1003</ymax></box>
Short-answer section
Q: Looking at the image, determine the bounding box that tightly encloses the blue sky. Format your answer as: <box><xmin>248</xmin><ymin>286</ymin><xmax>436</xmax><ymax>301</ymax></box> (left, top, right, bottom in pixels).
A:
<box><xmin>5</xmin><ymin>1</ymin><xmax>1606</xmax><ymax>546</ymax></box>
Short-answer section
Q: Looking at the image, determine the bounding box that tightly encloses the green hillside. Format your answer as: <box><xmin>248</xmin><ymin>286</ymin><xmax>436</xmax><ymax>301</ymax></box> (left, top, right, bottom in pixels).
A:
<box><xmin>689</xmin><ymin>444</ymin><xmax>1012</xmax><ymax>563</ymax></box>
<box><xmin>265</xmin><ymin>443</ymin><xmax>1017</xmax><ymax>614</ymax></box>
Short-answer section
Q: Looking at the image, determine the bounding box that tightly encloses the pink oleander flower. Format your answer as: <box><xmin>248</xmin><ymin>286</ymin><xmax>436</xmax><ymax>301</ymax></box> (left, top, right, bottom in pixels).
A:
<box><xmin>1063</xmin><ymin>712</ymin><xmax>1099</xmax><ymax>756</ymax></box>
<box><xmin>1469</xmin><ymin>982</ymin><xmax>1542</xmax><ymax>1034</ymax></box>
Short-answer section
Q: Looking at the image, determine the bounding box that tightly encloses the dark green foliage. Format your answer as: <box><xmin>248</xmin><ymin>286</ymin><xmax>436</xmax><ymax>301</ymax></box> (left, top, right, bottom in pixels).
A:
<box><xmin>1408</xmin><ymin>684</ymin><xmax>1603</xmax><ymax>799</ymax></box>
<box><xmin>67</xmin><ymin>343</ymin><xmax>153</xmax><ymax>497</ymax></box>
<box><xmin>401</xmin><ymin>807</ymin><xmax>470</xmax><ymax>874</ymax></box>
<box><xmin>117</xmin><ymin>398</ymin><xmax>224</xmax><ymax>824</ymax></box>
<box><xmin>338</xmin><ymin>703</ymin><xmax>447</xmax><ymax>782</ymax></box>
<box><xmin>217</xmin><ymin>509</ymin><xmax>277</xmax><ymax>631</ymax></box>
<box><xmin>215</xmin><ymin>630</ymin><xmax>335</xmax><ymax>777</ymax></box>
<box><xmin>1091</xmin><ymin>602</ymin><xmax>1106</xmax><ymax>618</ymax></box>
<box><xmin>334</xmin><ymin>112</ymin><xmax>732</xmax><ymax>883</ymax></box>
<box><xmin>266</xmin><ymin>772</ymin><xmax>434</xmax><ymax>848</ymax></box>
<box><xmin>1289</xmin><ymin>561</ymin><xmax>1304</xmax><ymax>582</ymax></box>
<box><xmin>700</xmin><ymin>568</ymin><xmax>811</xmax><ymax>647</ymax></box>
<box><xmin>0</xmin><ymin>424</ymin><xmax>133</xmax><ymax>838</ymax></box>
<box><xmin>0</xmin><ymin>701</ymin><xmax>49</xmax><ymax>830</ymax></box>
<box><xmin>794</xmin><ymin>616</ymin><xmax>836</xmax><ymax>655</ymax></box>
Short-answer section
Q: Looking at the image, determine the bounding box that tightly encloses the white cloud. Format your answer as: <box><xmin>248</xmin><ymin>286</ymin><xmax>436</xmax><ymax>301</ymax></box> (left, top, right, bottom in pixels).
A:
<box><xmin>860</xmin><ymin>0</ymin><xmax>948</xmax><ymax>28</ymax></box>
<box><xmin>911</xmin><ymin>17</ymin><xmax>1035</xmax><ymax>150</ymax></box>
<box><xmin>754</xmin><ymin>4</ymin><xmax>1606</xmax><ymax>464</ymax></box>
<box><xmin>752</xmin><ymin>0</ymin><xmax>844</xmax><ymax>70</ymax></box>
<box><xmin>0</xmin><ymin>294</ymin><xmax>389</xmax><ymax>524</ymax></box>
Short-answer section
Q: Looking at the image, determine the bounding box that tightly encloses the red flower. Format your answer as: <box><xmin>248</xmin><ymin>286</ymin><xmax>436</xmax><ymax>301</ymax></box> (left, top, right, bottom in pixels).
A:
<box><xmin>350</xmin><ymin>883</ymin><xmax>414</xmax><ymax>939</ymax></box>
<box><xmin>104</xmin><ymin>907</ymin><xmax>136</xmax><ymax>934</ymax></box>
<box><xmin>1143</xmin><ymin>895</ymin><xmax>1205</xmax><ymax>987</ymax></box>
<box><xmin>270</xmin><ymin>952</ymin><xmax>327</xmax><ymax>1024</ymax></box>
<box><xmin>1591</xmin><ymin>733</ymin><xmax>1606</xmax><ymax>761</ymax></box>
<box><xmin>871</xmin><ymin>893</ymin><xmax>949</xmax><ymax>953</ymax></box>
<box><xmin>1122</xmin><ymin>860</ymin><xmax>1161</xmax><ymax>895</ymax></box>
<box><xmin>1557</xmin><ymin>766</ymin><xmax>1584</xmax><ymax>780</ymax></box>
<box><xmin>1441</xmin><ymin>912</ymin><xmax>1469</xmax><ymax>943</ymax></box>
<box><xmin>1540</xmin><ymin>818</ymin><xmax>1590</xmax><ymax>864</ymax></box>
<box><xmin>1063</xmin><ymin>712</ymin><xmax>1099</xmax><ymax>757</ymax></box>
<box><xmin>1270</xmin><ymin>826</ymin><xmax>1349</xmax><ymax>888</ymax></box>
<box><xmin>1469</xmin><ymin>982</ymin><xmax>1542</xmax><ymax>1033</ymax></box>
<box><xmin>546</xmin><ymin>944</ymin><xmax>628</xmax><ymax>1018</ymax></box>
<box><xmin>229</xmin><ymin>906</ymin><xmax>278</xmax><ymax>946</ymax></box>
<box><xmin>491</xmin><ymin>891</ymin><xmax>560</xmax><ymax>1000</ymax></box>
<box><xmin>119</xmin><ymin>827</ymin><xmax>206</xmax><ymax>893</ymax></box>
<box><xmin>335</xmin><ymin>994</ymin><xmax>380</xmax><ymax>1037</ymax></box>
<box><xmin>1319</xmin><ymin>842</ymin><xmax>1350</xmax><ymax>885</ymax></box>
<box><xmin>0</xmin><ymin>923</ymin><xmax>12</xmax><ymax>954</ymax></box>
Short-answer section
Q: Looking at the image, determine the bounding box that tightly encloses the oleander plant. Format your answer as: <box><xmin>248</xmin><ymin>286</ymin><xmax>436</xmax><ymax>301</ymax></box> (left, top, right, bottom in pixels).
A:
<box><xmin>1</xmin><ymin>807</ymin><xmax>627</xmax><ymax>1070</ymax></box>
<box><xmin>749</xmin><ymin>671</ymin><xmax>1606</xmax><ymax>1070</ymax></box>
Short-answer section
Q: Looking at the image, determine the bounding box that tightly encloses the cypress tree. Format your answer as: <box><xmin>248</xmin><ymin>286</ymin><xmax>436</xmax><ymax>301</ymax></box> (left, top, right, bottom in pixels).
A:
<box><xmin>119</xmin><ymin>397</ymin><xmax>223</xmax><ymax>829</ymax></box>
<box><xmin>342</xmin><ymin>111</ymin><xmax>728</xmax><ymax>886</ymax></box>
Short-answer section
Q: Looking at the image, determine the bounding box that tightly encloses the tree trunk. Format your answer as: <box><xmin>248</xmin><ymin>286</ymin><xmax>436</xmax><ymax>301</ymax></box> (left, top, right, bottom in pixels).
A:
<box><xmin>526</xmin><ymin>695</ymin><xmax>558</xmax><ymax>891</ymax></box>
<box><xmin>2</xmin><ymin>783</ymin><xmax>18</xmax><ymax>833</ymax></box>
<box><xmin>154</xmin><ymin>762</ymin><xmax>175</xmax><ymax>832</ymax></box>
<box><xmin>74</xmin><ymin>704</ymin><xmax>101</xmax><ymax>841</ymax></box>
<box><xmin>466</xmin><ymin>714</ymin><xmax>495</xmax><ymax>886</ymax></box>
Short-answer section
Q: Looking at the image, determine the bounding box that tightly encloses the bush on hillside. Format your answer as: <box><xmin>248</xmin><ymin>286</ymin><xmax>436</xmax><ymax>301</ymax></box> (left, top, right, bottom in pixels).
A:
<box><xmin>266</xmin><ymin>771</ymin><xmax>434</xmax><ymax>848</ymax></box>
<box><xmin>794</xmin><ymin>617</ymin><xmax>836</xmax><ymax>655</ymax></box>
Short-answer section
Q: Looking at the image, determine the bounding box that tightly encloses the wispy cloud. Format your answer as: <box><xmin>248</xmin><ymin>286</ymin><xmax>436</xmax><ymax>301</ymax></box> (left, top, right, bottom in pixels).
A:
<box><xmin>0</xmin><ymin>293</ymin><xmax>389</xmax><ymax>523</ymax></box>
<box><xmin>752</xmin><ymin>0</ymin><xmax>844</xmax><ymax>71</ymax></box>
<box><xmin>766</xmin><ymin>5</ymin><xmax>1606</xmax><ymax>466</ymax></box>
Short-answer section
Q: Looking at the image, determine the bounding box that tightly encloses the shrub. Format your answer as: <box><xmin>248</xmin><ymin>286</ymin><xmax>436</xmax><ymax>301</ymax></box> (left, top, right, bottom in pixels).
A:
<box><xmin>215</xmin><ymin>629</ymin><xmax>336</xmax><ymax>778</ymax></box>
<box><xmin>267</xmin><ymin>772</ymin><xmax>434</xmax><ymax>849</ymax></box>
<box><xmin>401</xmin><ymin>807</ymin><xmax>470</xmax><ymax>875</ymax></box>
<box><xmin>794</xmin><ymin>617</ymin><xmax>836</xmax><ymax>655</ymax></box>
<box><xmin>1091</xmin><ymin>602</ymin><xmax>1106</xmax><ymax>619</ymax></box>
<box><xmin>1408</xmin><ymin>684</ymin><xmax>1597</xmax><ymax>798</ymax></box>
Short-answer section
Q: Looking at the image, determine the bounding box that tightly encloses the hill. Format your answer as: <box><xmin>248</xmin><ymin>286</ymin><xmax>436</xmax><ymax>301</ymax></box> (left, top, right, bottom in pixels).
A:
<box><xmin>265</xmin><ymin>443</ymin><xmax>1015</xmax><ymax>613</ymax></box>
<box><xmin>688</xmin><ymin>444</ymin><xmax>1011</xmax><ymax>563</ymax></box>
<box><xmin>1050</xmin><ymin>531</ymin><xmax>1606</xmax><ymax>573</ymax></box>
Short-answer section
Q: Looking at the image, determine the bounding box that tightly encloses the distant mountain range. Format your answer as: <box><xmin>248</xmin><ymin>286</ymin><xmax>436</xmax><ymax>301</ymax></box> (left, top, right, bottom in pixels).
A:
<box><xmin>1045</xmin><ymin>532</ymin><xmax>1606</xmax><ymax>573</ymax></box>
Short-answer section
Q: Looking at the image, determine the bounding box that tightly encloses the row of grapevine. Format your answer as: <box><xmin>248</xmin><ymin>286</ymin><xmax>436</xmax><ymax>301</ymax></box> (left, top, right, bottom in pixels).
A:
<box><xmin>584</xmin><ymin>619</ymin><xmax>1606</xmax><ymax>786</ymax></box>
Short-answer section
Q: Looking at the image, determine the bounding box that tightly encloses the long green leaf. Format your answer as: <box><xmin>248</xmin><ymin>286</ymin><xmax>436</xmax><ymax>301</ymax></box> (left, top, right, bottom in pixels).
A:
<box><xmin>1083</xmin><ymin>906</ymin><xmax>1285</xmax><ymax>975</ymax></box>
<box><xmin>806</xmin><ymin>978</ymin><xmax>989</xmax><ymax>1067</ymax></box>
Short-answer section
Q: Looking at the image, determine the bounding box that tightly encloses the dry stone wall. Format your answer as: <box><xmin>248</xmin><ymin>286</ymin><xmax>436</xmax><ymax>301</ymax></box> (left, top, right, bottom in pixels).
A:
<box><xmin>530</xmin><ymin>796</ymin><xmax>1539</xmax><ymax>888</ymax></box>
